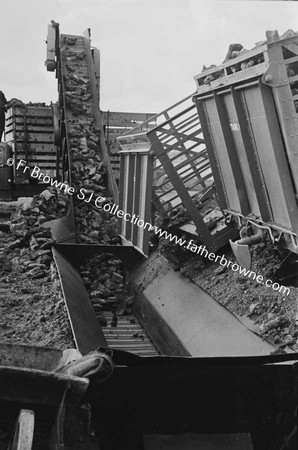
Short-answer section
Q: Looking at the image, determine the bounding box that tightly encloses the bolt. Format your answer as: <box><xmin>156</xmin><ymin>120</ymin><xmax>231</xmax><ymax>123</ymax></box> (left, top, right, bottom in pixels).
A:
<box><xmin>264</xmin><ymin>74</ymin><xmax>273</xmax><ymax>83</ymax></box>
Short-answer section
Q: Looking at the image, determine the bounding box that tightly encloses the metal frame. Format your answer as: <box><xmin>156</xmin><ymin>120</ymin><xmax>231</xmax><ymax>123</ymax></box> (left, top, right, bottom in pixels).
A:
<box><xmin>118</xmin><ymin>146</ymin><xmax>154</xmax><ymax>257</ymax></box>
<box><xmin>117</xmin><ymin>94</ymin><xmax>238</xmax><ymax>253</ymax></box>
<box><xmin>193</xmin><ymin>32</ymin><xmax>298</xmax><ymax>254</ymax></box>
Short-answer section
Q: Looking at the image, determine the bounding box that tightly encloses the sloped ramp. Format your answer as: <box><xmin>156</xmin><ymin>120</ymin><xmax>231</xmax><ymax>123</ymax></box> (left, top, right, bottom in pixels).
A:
<box><xmin>131</xmin><ymin>252</ymin><xmax>275</xmax><ymax>357</ymax></box>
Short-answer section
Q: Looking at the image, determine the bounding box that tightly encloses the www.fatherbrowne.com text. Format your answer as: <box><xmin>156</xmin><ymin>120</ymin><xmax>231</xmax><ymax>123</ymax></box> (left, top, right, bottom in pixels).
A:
<box><xmin>13</xmin><ymin>159</ymin><xmax>290</xmax><ymax>296</ymax></box>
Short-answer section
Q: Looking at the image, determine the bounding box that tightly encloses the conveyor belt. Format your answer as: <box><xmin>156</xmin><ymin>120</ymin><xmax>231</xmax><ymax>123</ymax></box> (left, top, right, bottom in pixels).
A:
<box><xmin>54</xmin><ymin>31</ymin><xmax>161</xmax><ymax>356</ymax></box>
<box><xmin>101</xmin><ymin>312</ymin><xmax>159</xmax><ymax>356</ymax></box>
<box><xmin>52</xmin><ymin>27</ymin><xmax>280</xmax><ymax>361</ymax></box>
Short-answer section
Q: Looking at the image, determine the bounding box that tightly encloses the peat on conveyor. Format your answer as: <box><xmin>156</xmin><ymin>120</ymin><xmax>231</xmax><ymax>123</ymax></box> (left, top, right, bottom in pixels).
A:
<box><xmin>60</xmin><ymin>35</ymin><xmax>118</xmax><ymax>245</ymax></box>
<box><xmin>58</xmin><ymin>34</ymin><xmax>158</xmax><ymax>355</ymax></box>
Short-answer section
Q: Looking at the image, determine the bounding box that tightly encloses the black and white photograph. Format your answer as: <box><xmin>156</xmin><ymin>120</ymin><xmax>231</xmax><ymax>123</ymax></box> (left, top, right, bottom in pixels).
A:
<box><xmin>0</xmin><ymin>0</ymin><xmax>297</xmax><ymax>448</ymax></box>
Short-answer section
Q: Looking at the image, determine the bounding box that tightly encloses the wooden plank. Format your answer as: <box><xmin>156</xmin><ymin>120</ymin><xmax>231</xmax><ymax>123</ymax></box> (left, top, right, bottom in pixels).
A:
<box><xmin>194</xmin><ymin>62</ymin><xmax>267</xmax><ymax>95</ymax></box>
<box><xmin>16</xmin><ymin>152</ymin><xmax>56</xmax><ymax>158</ymax></box>
<box><xmin>284</xmin><ymin>55</ymin><xmax>298</xmax><ymax>65</ymax></box>
<box><xmin>12</xmin><ymin>125</ymin><xmax>54</xmax><ymax>133</ymax></box>
<box><xmin>8</xmin><ymin>409</ymin><xmax>35</xmax><ymax>450</ymax></box>
<box><xmin>283</xmin><ymin>43</ymin><xmax>298</xmax><ymax>57</ymax></box>
<box><xmin>17</xmin><ymin>154</ymin><xmax>56</xmax><ymax>161</ymax></box>
<box><xmin>6</xmin><ymin>117</ymin><xmax>53</xmax><ymax>125</ymax></box>
<box><xmin>7</xmin><ymin>107</ymin><xmax>53</xmax><ymax>117</ymax></box>
<box><xmin>16</xmin><ymin>161</ymin><xmax>56</xmax><ymax>169</ymax></box>
<box><xmin>14</xmin><ymin>143</ymin><xmax>55</xmax><ymax>152</ymax></box>
<box><xmin>0</xmin><ymin>366</ymin><xmax>88</xmax><ymax>407</ymax></box>
<box><xmin>13</xmin><ymin>132</ymin><xmax>54</xmax><ymax>142</ymax></box>
<box><xmin>288</xmin><ymin>74</ymin><xmax>298</xmax><ymax>83</ymax></box>
<box><xmin>194</xmin><ymin>43</ymin><xmax>267</xmax><ymax>81</ymax></box>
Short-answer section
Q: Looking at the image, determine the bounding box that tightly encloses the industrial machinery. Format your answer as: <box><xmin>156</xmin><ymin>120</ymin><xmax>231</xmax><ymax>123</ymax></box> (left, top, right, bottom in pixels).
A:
<box><xmin>117</xmin><ymin>93</ymin><xmax>239</xmax><ymax>257</ymax></box>
<box><xmin>43</xmin><ymin>23</ymin><xmax>298</xmax><ymax>449</ymax></box>
<box><xmin>0</xmin><ymin>104</ymin><xmax>57</xmax><ymax>199</ymax></box>
<box><xmin>119</xmin><ymin>30</ymin><xmax>298</xmax><ymax>271</ymax></box>
<box><xmin>0</xmin><ymin>23</ymin><xmax>297</xmax><ymax>449</ymax></box>
<box><xmin>193</xmin><ymin>30</ymin><xmax>298</xmax><ymax>268</ymax></box>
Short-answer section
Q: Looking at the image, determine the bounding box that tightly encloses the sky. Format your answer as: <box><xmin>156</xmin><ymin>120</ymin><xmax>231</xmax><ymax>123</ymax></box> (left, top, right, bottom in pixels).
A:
<box><xmin>0</xmin><ymin>0</ymin><xmax>297</xmax><ymax>114</ymax></box>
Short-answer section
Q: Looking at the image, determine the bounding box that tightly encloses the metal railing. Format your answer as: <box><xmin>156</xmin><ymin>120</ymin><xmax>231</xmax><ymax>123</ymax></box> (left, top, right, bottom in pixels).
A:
<box><xmin>118</xmin><ymin>94</ymin><xmax>217</xmax><ymax>252</ymax></box>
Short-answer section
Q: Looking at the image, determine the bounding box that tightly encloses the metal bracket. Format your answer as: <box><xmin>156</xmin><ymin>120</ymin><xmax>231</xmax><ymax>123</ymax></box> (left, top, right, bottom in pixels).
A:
<box><xmin>262</xmin><ymin>62</ymin><xmax>289</xmax><ymax>87</ymax></box>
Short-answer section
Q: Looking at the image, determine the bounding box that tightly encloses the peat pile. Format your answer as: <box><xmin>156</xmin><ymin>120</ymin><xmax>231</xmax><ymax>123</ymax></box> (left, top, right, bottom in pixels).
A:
<box><xmin>0</xmin><ymin>189</ymin><xmax>73</xmax><ymax>348</ymax></box>
<box><xmin>7</xmin><ymin>189</ymin><xmax>68</xmax><ymax>279</ymax></box>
